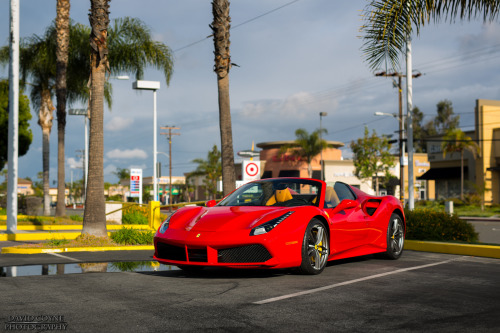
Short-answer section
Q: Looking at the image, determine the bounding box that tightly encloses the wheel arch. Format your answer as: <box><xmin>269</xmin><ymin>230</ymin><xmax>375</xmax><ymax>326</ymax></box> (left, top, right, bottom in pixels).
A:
<box><xmin>391</xmin><ymin>208</ymin><xmax>406</xmax><ymax>232</ymax></box>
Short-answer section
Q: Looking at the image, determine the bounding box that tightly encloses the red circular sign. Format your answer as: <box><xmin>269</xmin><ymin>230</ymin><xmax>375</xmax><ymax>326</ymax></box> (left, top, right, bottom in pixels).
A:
<box><xmin>131</xmin><ymin>175</ymin><xmax>140</xmax><ymax>181</ymax></box>
<box><xmin>245</xmin><ymin>163</ymin><xmax>259</xmax><ymax>177</ymax></box>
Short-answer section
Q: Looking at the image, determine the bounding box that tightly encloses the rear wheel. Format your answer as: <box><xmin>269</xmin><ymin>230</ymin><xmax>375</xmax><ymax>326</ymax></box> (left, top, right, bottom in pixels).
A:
<box><xmin>298</xmin><ymin>219</ymin><xmax>329</xmax><ymax>275</ymax></box>
<box><xmin>383</xmin><ymin>213</ymin><xmax>405</xmax><ymax>259</ymax></box>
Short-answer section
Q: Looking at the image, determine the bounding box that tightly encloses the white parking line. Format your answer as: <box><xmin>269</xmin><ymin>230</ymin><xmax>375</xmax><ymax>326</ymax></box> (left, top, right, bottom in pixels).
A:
<box><xmin>48</xmin><ymin>253</ymin><xmax>80</xmax><ymax>262</ymax></box>
<box><xmin>253</xmin><ymin>257</ymin><xmax>465</xmax><ymax>305</ymax></box>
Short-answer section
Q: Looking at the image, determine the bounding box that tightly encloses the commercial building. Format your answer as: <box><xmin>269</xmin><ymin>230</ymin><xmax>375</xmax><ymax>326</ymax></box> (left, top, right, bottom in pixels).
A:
<box><xmin>419</xmin><ymin>99</ymin><xmax>500</xmax><ymax>204</ymax></box>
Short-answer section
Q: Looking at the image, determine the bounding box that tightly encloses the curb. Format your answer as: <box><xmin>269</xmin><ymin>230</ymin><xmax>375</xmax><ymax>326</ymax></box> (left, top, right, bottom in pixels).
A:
<box><xmin>0</xmin><ymin>225</ymin><xmax>152</xmax><ymax>231</ymax></box>
<box><xmin>405</xmin><ymin>240</ymin><xmax>500</xmax><ymax>259</ymax></box>
<box><xmin>1</xmin><ymin>245</ymin><xmax>154</xmax><ymax>254</ymax></box>
<box><xmin>0</xmin><ymin>232</ymin><xmax>115</xmax><ymax>242</ymax></box>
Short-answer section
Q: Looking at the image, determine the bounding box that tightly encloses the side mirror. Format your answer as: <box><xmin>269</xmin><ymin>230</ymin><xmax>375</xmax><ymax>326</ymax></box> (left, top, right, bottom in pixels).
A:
<box><xmin>205</xmin><ymin>200</ymin><xmax>217</xmax><ymax>207</ymax></box>
<box><xmin>331</xmin><ymin>199</ymin><xmax>358</xmax><ymax>214</ymax></box>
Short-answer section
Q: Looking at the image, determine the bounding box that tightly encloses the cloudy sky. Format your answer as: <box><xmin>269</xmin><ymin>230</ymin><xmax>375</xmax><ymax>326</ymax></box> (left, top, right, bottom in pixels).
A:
<box><xmin>1</xmin><ymin>0</ymin><xmax>499</xmax><ymax>184</ymax></box>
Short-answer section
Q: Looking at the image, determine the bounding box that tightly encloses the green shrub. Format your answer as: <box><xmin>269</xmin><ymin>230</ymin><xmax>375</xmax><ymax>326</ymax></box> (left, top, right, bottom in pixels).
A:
<box><xmin>122</xmin><ymin>204</ymin><xmax>148</xmax><ymax>224</ymax></box>
<box><xmin>405</xmin><ymin>208</ymin><xmax>478</xmax><ymax>243</ymax></box>
<box><xmin>69</xmin><ymin>215</ymin><xmax>83</xmax><ymax>222</ymax></box>
<box><xmin>110</xmin><ymin>227</ymin><xmax>154</xmax><ymax>245</ymax></box>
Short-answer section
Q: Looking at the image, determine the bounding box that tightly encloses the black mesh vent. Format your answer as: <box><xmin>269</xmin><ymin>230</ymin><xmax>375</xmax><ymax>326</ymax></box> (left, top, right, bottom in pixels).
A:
<box><xmin>218</xmin><ymin>244</ymin><xmax>272</xmax><ymax>263</ymax></box>
<box><xmin>187</xmin><ymin>248</ymin><xmax>208</xmax><ymax>262</ymax></box>
<box><xmin>156</xmin><ymin>242</ymin><xmax>186</xmax><ymax>261</ymax></box>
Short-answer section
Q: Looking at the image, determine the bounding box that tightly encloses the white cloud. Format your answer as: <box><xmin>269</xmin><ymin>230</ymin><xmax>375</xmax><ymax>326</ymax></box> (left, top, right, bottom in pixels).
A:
<box><xmin>67</xmin><ymin>157</ymin><xmax>83</xmax><ymax>169</ymax></box>
<box><xmin>105</xmin><ymin>117</ymin><xmax>134</xmax><ymax>131</ymax></box>
<box><xmin>106</xmin><ymin>149</ymin><xmax>148</xmax><ymax>160</ymax></box>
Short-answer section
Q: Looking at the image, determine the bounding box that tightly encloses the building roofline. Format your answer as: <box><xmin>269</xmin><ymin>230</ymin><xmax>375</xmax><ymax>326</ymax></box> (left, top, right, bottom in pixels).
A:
<box><xmin>257</xmin><ymin>140</ymin><xmax>345</xmax><ymax>149</ymax></box>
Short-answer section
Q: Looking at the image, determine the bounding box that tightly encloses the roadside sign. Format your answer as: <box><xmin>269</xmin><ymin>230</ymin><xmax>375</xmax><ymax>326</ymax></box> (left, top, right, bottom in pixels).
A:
<box><xmin>243</xmin><ymin>161</ymin><xmax>260</xmax><ymax>182</ymax></box>
<box><xmin>130</xmin><ymin>168</ymin><xmax>143</xmax><ymax>204</ymax></box>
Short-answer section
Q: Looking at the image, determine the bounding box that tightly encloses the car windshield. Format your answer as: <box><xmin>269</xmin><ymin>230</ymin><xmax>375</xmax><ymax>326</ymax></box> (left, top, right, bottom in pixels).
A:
<box><xmin>218</xmin><ymin>179</ymin><xmax>322</xmax><ymax>207</ymax></box>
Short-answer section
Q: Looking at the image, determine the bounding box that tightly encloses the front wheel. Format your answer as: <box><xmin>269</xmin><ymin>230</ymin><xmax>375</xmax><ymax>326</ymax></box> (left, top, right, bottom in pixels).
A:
<box><xmin>298</xmin><ymin>219</ymin><xmax>329</xmax><ymax>275</ymax></box>
<box><xmin>383</xmin><ymin>213</ymin><xmax>405</xmax><ymax>259</ymax></box>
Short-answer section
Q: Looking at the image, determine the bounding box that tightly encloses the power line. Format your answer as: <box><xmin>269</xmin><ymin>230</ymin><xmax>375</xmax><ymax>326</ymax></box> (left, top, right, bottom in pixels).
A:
<box><xmin>173</xmin><ymin>0</ymin><xmax>302</xmax><ymax>53</ymax></box>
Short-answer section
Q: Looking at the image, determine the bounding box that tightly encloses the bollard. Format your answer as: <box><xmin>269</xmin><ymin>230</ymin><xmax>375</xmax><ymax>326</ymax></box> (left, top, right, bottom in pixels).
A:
<box><xmin>148</xmin><ymin>201</ymin><xmax>162</xmax><ymax>230</ymax></box>
<box><xmin>445</xmin><ymin>201</ymin><xmax>454</xmax><ymax>214</ymax></box>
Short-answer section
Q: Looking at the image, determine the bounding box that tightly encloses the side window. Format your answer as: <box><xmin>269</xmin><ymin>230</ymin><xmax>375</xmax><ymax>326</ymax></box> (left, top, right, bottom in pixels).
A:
<box><xmin>333</xmin><ymin>182</ymin><xmax>356</xmax><ymax>201</ymax></box>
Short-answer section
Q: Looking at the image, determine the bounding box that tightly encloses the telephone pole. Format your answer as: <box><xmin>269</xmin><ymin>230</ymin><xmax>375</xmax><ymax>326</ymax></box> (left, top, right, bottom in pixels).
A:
<box><xmin>375</xmin><ymin>71</ymin><xmax>421</xmax><ymax>205</ymax></box>
<box><xmin>160</xmin><ymin>126</ymin><xmax>180</xmax><ymax>210</ymax></box>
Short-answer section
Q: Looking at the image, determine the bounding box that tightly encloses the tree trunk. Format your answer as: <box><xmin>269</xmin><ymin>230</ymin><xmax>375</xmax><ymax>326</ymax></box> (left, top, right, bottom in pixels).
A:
<box><xmin>55</xmin><ymin>0</ymin><xmax>71</xmax><ymax>217</ymax></box>
<box><xmin>217</xmin><ymin>76</ymin><xmax>236</xmax><ymax>195</ymax></box>
<box><xmin>38</xmin><ymin>89</ymin><xmax>54</xmax><ymax>216</ymax></box>
<box><xmin>83</xmin><ymin>0</ymin><xmax>110</xmax><ymax>237</ymax></box>
<box><xmin>211</xmin><ymin>0</ymin><xmax>235</xmax><ymax>196</ymax></box>
<box><xmin>42</xmin><ymin>127</ymin><xmax>51</xmax><ymax>216</ymax></box>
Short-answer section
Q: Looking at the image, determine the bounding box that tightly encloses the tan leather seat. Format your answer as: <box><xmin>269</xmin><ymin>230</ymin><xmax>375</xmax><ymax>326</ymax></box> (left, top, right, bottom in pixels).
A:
<box><xmin>324</xmin><ymin>186</ymin><xmax>340</xmax><ymax>208</ymax></box>
<box><xmin>266</xmin><ymin>188</ymin><xmax>293</xmax><ymax>206</ymax></box>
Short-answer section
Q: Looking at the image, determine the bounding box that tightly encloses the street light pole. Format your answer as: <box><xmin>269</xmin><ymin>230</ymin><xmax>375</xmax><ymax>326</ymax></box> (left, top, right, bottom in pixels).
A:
<box><xmin>133</xmin><ymin>80</ymin><xmax>161</xmax><ymax>201</ymax></box>
<box><xmin>375</xmin><ymin>111</ymin><xmax>405</xmax><ymax>204</ymax></box>
<box><xmin>319</xmin><ymin>112</ymin><xmax>328</xmax><ymax>181</ymax></box>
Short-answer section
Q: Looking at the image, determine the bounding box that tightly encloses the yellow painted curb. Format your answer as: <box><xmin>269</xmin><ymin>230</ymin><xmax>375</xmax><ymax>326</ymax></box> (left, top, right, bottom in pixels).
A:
<box><xmin>1</xmin><ymin>245</ymin><xmax>154</xmax><ymax>254</ymax></box>
<box><xmin>405</xmin><ymin>240</ymin><xmax>500</xmax><ymax>259</ymax></box>
<box><xmin>0</xmin><ymin>224</ymin><xmax>152</xmax><ymax>231</ymax></box>
<box><xmin>0</xmin><ymin>232</ymin><xmax>113</xmax><ymax>242</ymax></box>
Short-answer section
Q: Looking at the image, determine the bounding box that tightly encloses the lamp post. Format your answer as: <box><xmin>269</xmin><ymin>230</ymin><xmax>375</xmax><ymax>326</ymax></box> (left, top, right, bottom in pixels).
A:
<box><xmin>133</xmin><ymin>80</ymin><xmax>161</xmax><ymax>201</ymax></box>
<box><xmin>319</xmin><ymin>112</ymin><xmax>328</xmax><ymax>181</ymax></box>
<box><xmin>374</xmin><ymin>111</ymin><xmax>405</xmax><ymax>204</ymax></box>
<box><xmin>69</xmin><ymin>108</ymin><xmax>89</xmax><ymax>200</ymax></box>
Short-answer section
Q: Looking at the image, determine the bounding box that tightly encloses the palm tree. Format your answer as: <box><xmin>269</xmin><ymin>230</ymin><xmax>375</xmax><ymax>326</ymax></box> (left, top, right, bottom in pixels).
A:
<box><xmin>211</xmin><ymin>0</ymin><xmax>236</xmax><ymax>196</ymax></box>
<box><xmin>441</xmin><ymin>128</ymin><xmax>478</xmax><ymax>200</ymax></box>
<box><xmin>55</xmin><ymin>0</ymin><xmax>71</xmax><ymax>217</ymax></box>
<box><xmin>84</xmin><ymin>7</ymin><xmax>174</xmax><ymax>236</ymax></box>
<box><xmin>361</xmin><ymin>0</ymin><xmax>500</xmax><ymax>72</ymax></box>
<box><xmin>289</xmin><ymin>128</ymin><xmax>328</xmax><ymax>179</ymax></box>
<box><xmin>0</xmin><ymin>31</ymin><xmax>57</xmax><ymax>215</ymax></box>
<box><xmin>191</xmin><ymin>145</ymin><xmax>222</xmax><ymax>200</ymax></box>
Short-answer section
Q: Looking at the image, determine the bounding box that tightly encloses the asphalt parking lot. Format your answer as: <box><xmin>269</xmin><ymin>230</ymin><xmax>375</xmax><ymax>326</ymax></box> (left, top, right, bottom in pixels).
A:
<box><xmin>1</xmin><ymin>250</ymin><xmax>499</xmax><ymax>332</ymax></box>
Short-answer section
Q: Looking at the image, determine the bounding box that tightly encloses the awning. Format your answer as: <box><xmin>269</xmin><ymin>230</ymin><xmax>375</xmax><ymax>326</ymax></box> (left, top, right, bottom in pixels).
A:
<box><xmin>417</xmin><ymin>167</ymin><xmax>467</xmax><ymax>180</ymax></box>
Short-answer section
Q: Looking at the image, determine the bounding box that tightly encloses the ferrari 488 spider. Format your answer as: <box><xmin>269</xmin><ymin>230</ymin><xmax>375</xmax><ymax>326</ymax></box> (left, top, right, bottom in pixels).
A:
<box><xmin>154</xmin><ymin>178</ymin><xmax>405</xmax><ymax>274</ymax></box>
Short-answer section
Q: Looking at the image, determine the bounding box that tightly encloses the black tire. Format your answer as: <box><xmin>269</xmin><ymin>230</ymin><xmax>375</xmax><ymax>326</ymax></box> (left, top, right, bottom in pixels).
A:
<box><xmin>298</xmin><ymin>218</ymin><xmax>329</xmax><ymax>275</ymax></box>
<box><xmin>382</xmin><ymin>213</ymin><xmax>405</xmax><ymax>260</ymax></box>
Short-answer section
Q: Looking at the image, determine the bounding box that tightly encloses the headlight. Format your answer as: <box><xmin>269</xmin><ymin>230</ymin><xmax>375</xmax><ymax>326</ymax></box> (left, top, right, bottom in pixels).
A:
<box><xmin>159</xmin><ymin>214</ymin><xmax>174</xmax><ymax>234</ymax></box>
<box><xmin>250</xmin><ymin>211</ymin><xmax>294</xmax><ymax>236</ymax></box>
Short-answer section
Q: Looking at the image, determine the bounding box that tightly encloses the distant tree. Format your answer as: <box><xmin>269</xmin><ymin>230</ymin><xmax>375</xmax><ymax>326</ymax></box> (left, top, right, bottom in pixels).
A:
<box><xmin>411</xmin><ymin>106</ymin><xmax>426</xmax><ymax>153</ymax></box>
<box><xmin>112</xmin><ymin>167</ymin><xmax>130</xmax><ymax>183</ymax></box>
<box><xmin>441</xmin><ymin>128</ymin><xmax>478</xmax><ymax>200</ymax></box>
<box><xmin>0</xmin><ymin>80</ymin><xmax>33</xmax><ymax>171</ymax></box>
<box><xmin>435</xmin><ymin>100</ymin><xmax>459</xmax><ymax>133</ymax></box>
<box><xmin>192</xmin><ymin>145</ymin><xmax>222</xmax><ymax>200</ymax></box>
<box><xmin>351</xmin><ymin>127</ymin><xmax>395</xmax><ymax>195</ymax></box>
<box><xmin>284</xmin><ymin>128</ymin><xmax>327</xmax><ymax>179</ymax></box>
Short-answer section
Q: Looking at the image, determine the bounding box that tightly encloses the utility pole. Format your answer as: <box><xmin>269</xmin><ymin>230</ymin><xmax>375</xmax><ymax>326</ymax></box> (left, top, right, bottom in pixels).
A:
<box><xmin>160</xmin><ymin>126</ymin><xmax>180</xmax><ymax>211</ymax></box>
<box><xmin>75</xmin><ymin>149</ymin><xmax>86</xmax><ymax>203</ymax></box>
<box><xmin>7</xmin><ymin>0</ymin><xmax>20</xmax><ymax>233</ymax></box>
<box><xmin>375</xmin><ymin>70</ymin><xmax>421</xmax><ymax>206</ymax></box>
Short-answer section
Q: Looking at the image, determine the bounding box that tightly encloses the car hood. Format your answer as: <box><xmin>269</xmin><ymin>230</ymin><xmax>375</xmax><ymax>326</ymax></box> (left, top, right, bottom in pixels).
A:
<box><xmin>170</xmin><ymin>206</ymin><xmax>293</xmax><ymax>232</ymax></box>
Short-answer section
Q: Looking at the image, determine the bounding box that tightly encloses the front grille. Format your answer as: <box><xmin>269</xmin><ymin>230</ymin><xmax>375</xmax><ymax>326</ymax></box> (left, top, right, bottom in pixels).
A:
<box><xmin>218</xmin><ymin>244</ymin><xmax>272</xmax><ymax>263</ymax></box>
<box><xmin>156</xmin><ymin>242</ymin><xmax>186</xmax><ymax>261</ymax></box>
<box><xmin>187</xmin><ymin>248</ymin><xmax>208</xmax><ymax>262</ymax></box>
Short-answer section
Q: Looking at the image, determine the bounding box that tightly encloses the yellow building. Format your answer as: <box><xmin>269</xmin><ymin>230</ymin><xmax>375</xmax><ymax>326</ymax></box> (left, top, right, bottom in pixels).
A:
<box><xmin>419</xmin><ymin>99</ymin><xmax>500</xmax><ymax>205</ymax></box>
<box><xmin>476</xmin><ymin>99</ymin><xmax>500</xmax><ymax>205</ymax></box>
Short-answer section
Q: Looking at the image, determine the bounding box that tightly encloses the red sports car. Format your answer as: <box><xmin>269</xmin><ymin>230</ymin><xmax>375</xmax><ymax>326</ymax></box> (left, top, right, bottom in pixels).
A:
<box><xmin>153</xmin><ymin>178</ymin><xmax>405</xmax><ymax>274</ymax></box>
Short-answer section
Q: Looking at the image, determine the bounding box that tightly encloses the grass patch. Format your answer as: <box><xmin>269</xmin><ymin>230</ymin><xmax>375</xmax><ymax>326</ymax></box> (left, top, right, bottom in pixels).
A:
<box><xmin>46</xmin><ymin>238</ymin><xmax>70</xmax><ymax>247</ymax></box>
<box><xmin>110</xmin><ymin>227</ymin><xmax>154</xmax><ymax>245</ymax></box>
<box><xmin>69</xmin><ymin>215</ymin><xmax>83</xmax><ymax>222</ymax></box>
